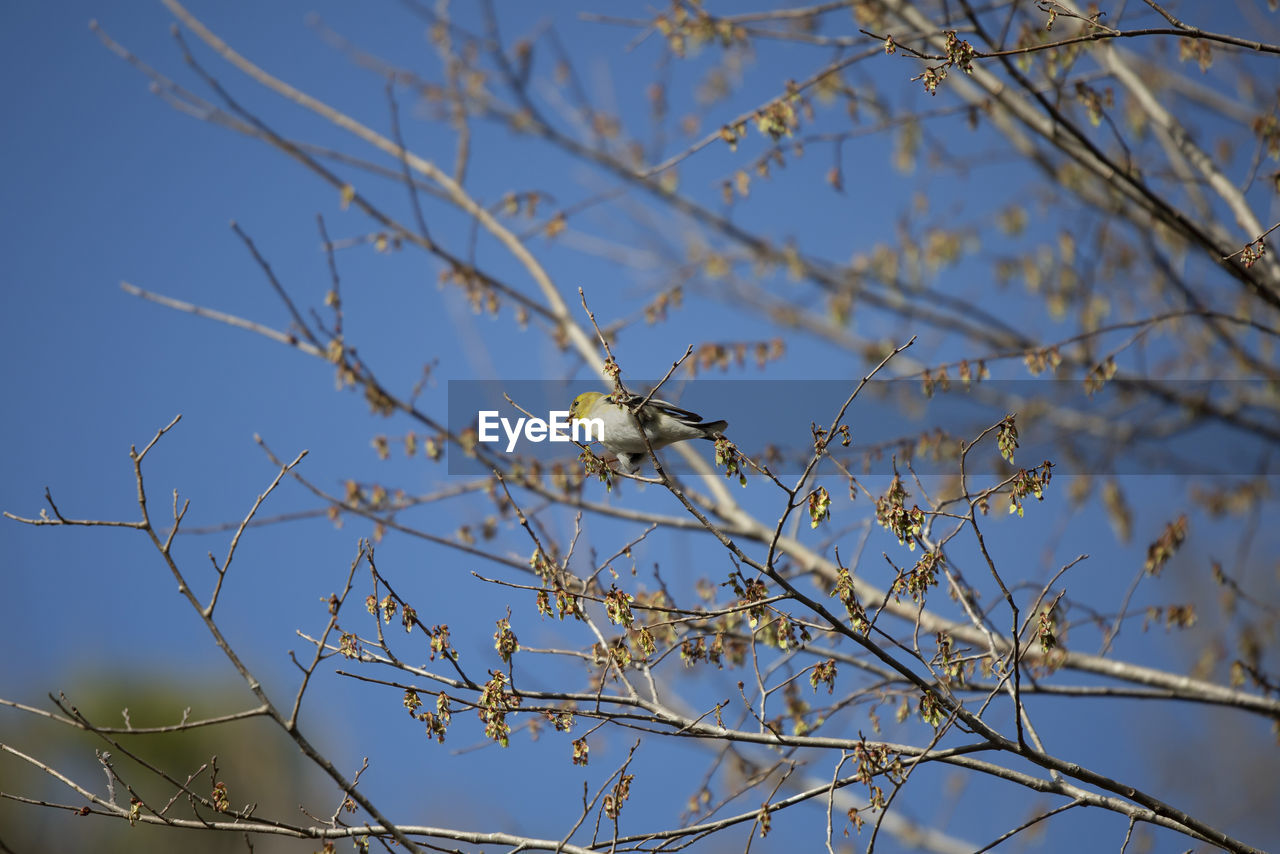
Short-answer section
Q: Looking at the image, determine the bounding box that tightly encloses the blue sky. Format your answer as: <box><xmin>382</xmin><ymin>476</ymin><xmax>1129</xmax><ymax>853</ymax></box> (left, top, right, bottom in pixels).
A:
<box><xmin>3</xmin><ymin>3</ymin><xmax>1277</xmax><ymax>852</ymax></box>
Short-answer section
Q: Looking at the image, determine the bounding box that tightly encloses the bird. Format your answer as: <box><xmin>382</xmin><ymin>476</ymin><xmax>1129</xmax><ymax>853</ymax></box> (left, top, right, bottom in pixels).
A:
<box><xmin>568</xmin><ymin>391</ymin><xmax>728</xmax><ymax>474</ymax></box>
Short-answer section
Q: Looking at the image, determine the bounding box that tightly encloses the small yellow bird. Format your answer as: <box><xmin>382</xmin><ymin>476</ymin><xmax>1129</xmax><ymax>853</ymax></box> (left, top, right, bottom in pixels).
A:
<box><xmin>569</xmin><ymin>391</ymin><xmax>728</xmax><ymax>473</ymax></box>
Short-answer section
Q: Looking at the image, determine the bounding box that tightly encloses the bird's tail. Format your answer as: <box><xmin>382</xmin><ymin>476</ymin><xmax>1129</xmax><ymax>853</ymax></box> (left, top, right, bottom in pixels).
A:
<box><xmin>700</xmin><ymin>421</ymin><xmax>729</xmax><ymax>439</ymax></box>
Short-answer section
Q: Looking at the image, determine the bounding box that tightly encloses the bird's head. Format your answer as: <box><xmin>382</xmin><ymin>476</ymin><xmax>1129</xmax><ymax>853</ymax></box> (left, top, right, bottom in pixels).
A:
<box><xmin>569</xmin><ymin>391</ymin><xmax>605</xmax><ymax>420</ymax></box>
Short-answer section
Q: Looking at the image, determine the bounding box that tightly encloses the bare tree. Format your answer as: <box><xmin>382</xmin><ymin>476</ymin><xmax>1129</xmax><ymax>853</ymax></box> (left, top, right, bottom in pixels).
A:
<box><xmin>5</xmin><ymin>1</ymin><xmax>1279</xmax><ymax>852</ymax></box>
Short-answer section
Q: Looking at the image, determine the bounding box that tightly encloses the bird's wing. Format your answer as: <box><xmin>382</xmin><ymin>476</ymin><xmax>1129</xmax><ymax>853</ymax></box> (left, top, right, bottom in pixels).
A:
<box><xmin>607</xmin><ymin>393</ymin><xmax>705</xmax><ymax>425</ymax></box>
<box><xmin>645</xmin><ymin>397</ymin><xmax>707</xmax><ymax>425</ymax></box>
